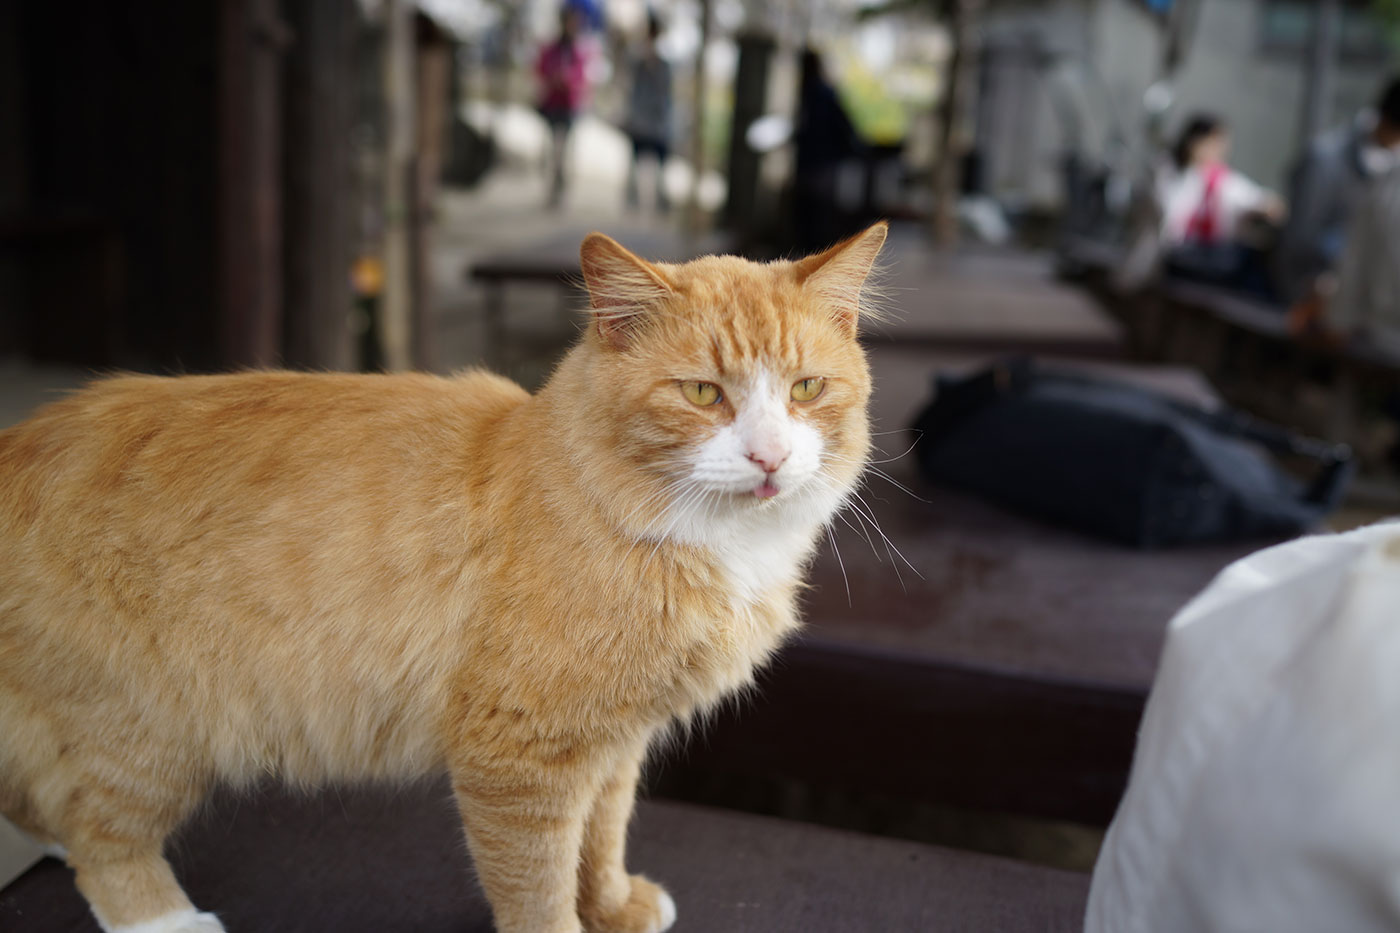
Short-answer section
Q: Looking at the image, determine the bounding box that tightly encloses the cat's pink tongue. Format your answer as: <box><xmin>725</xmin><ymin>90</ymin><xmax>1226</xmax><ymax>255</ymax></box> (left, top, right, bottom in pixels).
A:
<box><xmin>754</xmin><ymin>481</ymin><xmax>780</xmax><ymax>499</ymax></box>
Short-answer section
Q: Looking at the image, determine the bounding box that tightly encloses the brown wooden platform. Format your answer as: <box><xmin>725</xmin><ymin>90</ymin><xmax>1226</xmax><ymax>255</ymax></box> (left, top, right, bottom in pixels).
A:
<box><xmin>2</xmin><ymin>784</ymin><xmax>1089</xmax><ymax>932</ymax></box>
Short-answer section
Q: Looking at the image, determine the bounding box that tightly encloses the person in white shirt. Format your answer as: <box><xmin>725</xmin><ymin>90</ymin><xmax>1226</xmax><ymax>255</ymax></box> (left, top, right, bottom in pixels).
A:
<box><xmin>1155</xmin><ymin>114</ymin><xmax>1285</xmax><ymax>293</ymax></box>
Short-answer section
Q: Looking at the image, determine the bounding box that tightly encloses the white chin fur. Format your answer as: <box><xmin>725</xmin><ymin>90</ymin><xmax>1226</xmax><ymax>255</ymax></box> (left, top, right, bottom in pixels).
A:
<box><xmin>102</xmin><ymin>909</ymin><xmax>226</xmax><ymax>933</ymax></box>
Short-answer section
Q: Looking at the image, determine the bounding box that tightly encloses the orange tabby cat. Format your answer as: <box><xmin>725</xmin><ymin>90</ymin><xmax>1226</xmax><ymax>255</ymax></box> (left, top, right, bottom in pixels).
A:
<box><xmin>0</xmin><ymin>222</ymin><xmax>886</xmax><ymax>933</ymax></box>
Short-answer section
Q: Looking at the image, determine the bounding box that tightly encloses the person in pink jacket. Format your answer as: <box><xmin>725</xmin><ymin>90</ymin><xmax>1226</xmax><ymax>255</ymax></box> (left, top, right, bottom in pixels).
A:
<box><xmin>536</xmin><ymin>6</ymin><xmax>592</xmax><ymax>208</ymax></box>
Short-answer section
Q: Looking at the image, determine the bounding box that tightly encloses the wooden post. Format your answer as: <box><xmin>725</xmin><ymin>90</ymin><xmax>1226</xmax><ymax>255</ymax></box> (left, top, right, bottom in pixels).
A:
<box><xmin>932</xmin><ymin>0</ymin><xmax>982</xmax><ymax>247</ymax></box>
<box><xmin>723</xmin><ymin>32</ymin><xmax>776</xmax><ymax>235</ymax></box>
<box><xmin>413</xmin><ymin>16</ymin><xmax>451</xmax><ymax>371</ymax></box>
<box><xmin>282</xmin><ymin>0</ymin><xmax>357</xmax><ymax>371</ymax></box>
<box><xmin>380</xmin><ymin>0</ymin><xmax>416</xmax><ymax>371</ymax></box>
<box><xmin>218</xmin><ymin>0</ymin><xmax>291</xmax><ymax>369</ymax></box>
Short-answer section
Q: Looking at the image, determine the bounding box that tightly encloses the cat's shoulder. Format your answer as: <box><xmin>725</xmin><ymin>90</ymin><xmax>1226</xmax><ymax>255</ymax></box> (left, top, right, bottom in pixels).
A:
<box><xmin>444</xmin><ymin>368</ymin><xmax>531</xmax><ymax>411</ymax></box>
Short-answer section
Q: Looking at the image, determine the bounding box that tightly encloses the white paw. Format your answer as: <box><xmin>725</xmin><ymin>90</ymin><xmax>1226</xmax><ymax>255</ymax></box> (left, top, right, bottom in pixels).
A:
<box><xmin>41</xmin><ymin>842</ymin><xmax>68</xmax><ymax>860</ymax></box>
<box><xmin>651</xmin><ymin>890</ymin><xmax>677</xmax><ymax>933</ymax></box>
<box><xmin>105</xmin><ymin>909</ymin><xmax>226</xmax><ymax>933</ymax></box>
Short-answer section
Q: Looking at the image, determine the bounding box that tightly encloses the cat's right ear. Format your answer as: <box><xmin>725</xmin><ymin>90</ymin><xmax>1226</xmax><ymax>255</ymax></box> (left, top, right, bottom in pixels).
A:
<box><xmin>579</xmin><ymin>233</ymin><xmax>674</xmax><ymax>351</ymax></box>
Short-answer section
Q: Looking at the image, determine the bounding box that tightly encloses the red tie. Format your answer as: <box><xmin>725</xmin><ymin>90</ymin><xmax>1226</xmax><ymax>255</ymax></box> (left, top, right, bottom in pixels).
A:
<box><xmin>1184</xmin><ymin>164</ymin><xmax>1224</xmax><ymax>245</ymax></box>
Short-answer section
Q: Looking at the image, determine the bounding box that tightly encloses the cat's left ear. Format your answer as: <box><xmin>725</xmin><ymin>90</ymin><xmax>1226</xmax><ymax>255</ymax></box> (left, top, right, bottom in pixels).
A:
<box><xmin>579</xmin><ymin>233</ymin><xmax>674</xmax><ymax>351</ymax></box>
<box><xmin>793</xmin><ymin>221</ymin><xmax>888</xmax><ymax>334</ymax></box>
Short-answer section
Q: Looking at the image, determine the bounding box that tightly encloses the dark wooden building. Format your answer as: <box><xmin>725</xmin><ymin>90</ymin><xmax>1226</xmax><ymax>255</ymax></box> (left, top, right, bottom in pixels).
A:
<box><xmin>0</xmin><ymin>0</ymin><xmax>361</xmax><ymax>373</ymax></box>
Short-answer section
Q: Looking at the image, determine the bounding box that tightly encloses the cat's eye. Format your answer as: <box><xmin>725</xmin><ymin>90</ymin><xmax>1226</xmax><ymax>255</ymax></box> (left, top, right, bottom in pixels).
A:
<box><xmin>681</xmin><ymin>381</ymin><xmax>722</xmax><ymax>406</ymax></box>
<box><xmin>791</xmin><ymin>378</ymin><xmax>826</xmax><ymax>402</ymax></box>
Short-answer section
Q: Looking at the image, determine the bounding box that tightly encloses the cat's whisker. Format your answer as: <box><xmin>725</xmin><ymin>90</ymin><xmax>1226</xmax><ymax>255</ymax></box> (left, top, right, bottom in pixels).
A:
<box><xmin>853</xmin><ymin>500</ymin><xmax>904</xmax><ymax>590</ymax></box>
<box><xmin>834</xmin><ymin>507</ymin><xmax>882</xmax><ymax>562</ymax></box>
<box><xmin>818</xmin><ymin>450</ymin><xmax>928</xmax><ymax>505</ymax></box>
<box><xmin>846</xmin><ymin>490</ymin><xmax>922</xmax><ymax>585</ymax></box>
<box><xmin>863</xmin><ymin>468</ymin><xmax>926</xmax><ymax>502</ymax></box>
<box><xmin>825</xmin><ymin>524</ymin><xmax>852</xmax><ymax>608</ymax></box>
<box><xmin>616</xmin><ymin>482</ymin><xmax>676</xmax><ymax>535</ymax></box>
<box><xmin>641</xmin><ymin>482</ymin><xmax>706</xmax><ymax>568</ymax></box>
<box><xmin>616</xmin><ymin>477</ymin><xmax>693</xmax><ymax>568</ymax></box>
<box><xmin>824</xmin><ymin>437</ymin><xmax>921</xmax><ymax>467</ymax></box>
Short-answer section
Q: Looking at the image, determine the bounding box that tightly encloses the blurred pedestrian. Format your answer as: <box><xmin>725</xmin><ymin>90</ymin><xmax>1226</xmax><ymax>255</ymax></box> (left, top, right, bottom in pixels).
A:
<box><xmin>1276</xmin><ymin>77</ymin><xmax>1400</xmax><ymax>314</ymax></box>
<box><xmin>1327</xmin><ymin>137</ymin><xmax>1400</xmax><ymax>348</ymax></box>
<box><xmin>793</xmin><ymin>48</ymin><xmax>864</xmax><ymax>251</ymax></box>
<box><xmin>1303</xmin><ymin>80</ymin><xmax>1400</xmax><ymax>472</ymax></box>
<box><xmin>1156</xmin><ymin>114</ymin><xmax>1284</xmax><ymax>296</ymax></box>
<box><xmin>623</xmin><ymin>11</ymin><xmax>673</xmax><ymax>213</ymax></box>
<box><xmin>535</xmin><ymin>5</ymin><xmax>593</xmax><ymax>209</ymax></box>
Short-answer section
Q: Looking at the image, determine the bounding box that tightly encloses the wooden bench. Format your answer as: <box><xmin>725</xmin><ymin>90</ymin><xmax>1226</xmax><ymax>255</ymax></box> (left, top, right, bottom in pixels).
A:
<box><xmin>2</xmin><ymin>783</ymin><xmax>1090</xmax><ymax>932</ymax></box>
<box><xmin>656</xmin><ymin>346</ymin><xmax>1265</xmax><ymax>828</ymax></box>
<box><xmin>467</xmin><ymin>225</ymin><xmax>1127</xmax><ymax>368</ymax></box>
<box><xmin>1145</xmin><ymin>281</ymin><xmax>1400</xmax><ymax>449</ymax></box>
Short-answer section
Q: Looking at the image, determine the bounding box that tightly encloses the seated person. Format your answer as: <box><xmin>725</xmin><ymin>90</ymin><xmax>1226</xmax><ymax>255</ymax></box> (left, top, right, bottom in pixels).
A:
<box><xmin>1156</xmin><ymin>114</ymin><xmax>1284</xmax><ymax>297</ymax></box>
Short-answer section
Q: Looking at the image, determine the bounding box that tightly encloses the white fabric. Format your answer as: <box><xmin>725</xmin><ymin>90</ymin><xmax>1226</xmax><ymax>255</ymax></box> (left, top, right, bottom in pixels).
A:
<box><xmin>1157</xmin><ymin>165</ymin><xmax>1270</xmax><ymax>245</ymax></box>
<box><xmin>1086</xmin><ymin>521</ymin><xmax>1400</xmax><ymax>933</ymax></box>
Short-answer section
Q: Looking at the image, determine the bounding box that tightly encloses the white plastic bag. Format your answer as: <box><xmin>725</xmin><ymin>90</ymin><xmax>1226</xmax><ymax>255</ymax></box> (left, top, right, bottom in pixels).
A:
<box><xmin>1086</xmin><ymin>521</ymin><xmax>1400</xmax><ymax>933</ymax></box>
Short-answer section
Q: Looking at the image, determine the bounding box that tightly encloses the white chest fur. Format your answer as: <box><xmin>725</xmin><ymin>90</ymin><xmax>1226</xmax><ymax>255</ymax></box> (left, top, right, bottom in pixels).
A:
<box><xmin>712</xmin><ymin>520</ymin><xmax>814</xmax><ymax>604</ymax></box>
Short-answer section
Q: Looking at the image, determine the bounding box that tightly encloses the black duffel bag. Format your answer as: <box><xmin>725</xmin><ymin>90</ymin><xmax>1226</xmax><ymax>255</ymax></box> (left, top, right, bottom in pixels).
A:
<box><xmin>911</xmin><ymin>357</ymin><xmax>1354</xmax><ymax>548</ymax></box>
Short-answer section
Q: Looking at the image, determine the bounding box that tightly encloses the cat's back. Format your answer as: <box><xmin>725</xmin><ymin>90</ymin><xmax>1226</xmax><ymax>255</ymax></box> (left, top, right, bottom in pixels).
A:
<box><xmin>0</xmin><ymin>368</ymin><xmax>531</xmax><ymax>590</ymax></box>
<box><xmin>0</xmin><ymin>368</ymin><xmax>527</xmax><ymax>504</ymax></box>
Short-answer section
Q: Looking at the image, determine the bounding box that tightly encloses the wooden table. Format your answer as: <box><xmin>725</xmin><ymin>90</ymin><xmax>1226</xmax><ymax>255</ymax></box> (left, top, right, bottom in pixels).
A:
<box><xmin>657</xmin><ymin>347</ymin><xmax>1266</xmax><ymax>827</ymax></box>
<box><xmin>867</xmin><ymin>233</ymin><xmax>1127</xmax><ymax>359</ymax></box>
<box><xmin>3</xmin><ymin>783</ymin><xmax>1089</xmax><ymax>932</ymax></box>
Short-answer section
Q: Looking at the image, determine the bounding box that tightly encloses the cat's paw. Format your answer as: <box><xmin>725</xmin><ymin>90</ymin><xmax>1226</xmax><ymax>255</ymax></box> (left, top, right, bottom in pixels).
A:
<box><xmin>581</xmin><ymin>875</ymin><xmax>676</xmax><ymax>933</ymax></box>
<box><xmin>106</xmin><ymin>908</ymin><xmax>226</xmax><ymax>933</ymax></box>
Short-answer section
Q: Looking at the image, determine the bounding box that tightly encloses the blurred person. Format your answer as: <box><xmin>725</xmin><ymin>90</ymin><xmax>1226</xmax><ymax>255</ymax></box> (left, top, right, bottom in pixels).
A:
<box><xmin>1326</xmin><ymin>148</ymin><xmax>1400</xmax><ymax>348</ymax></box>
<box><xmin>793</xmin><ymin>48</ymin><xmax>864</xmax><ymax>252</ymax></box>
<box><xmin>535</xmin><ymin>4</ymin><xmax>593</xmax><ymax>209</ymax></box>
<box><xmin>1276</xmin><ymin>77</ymin><xmax>1400</xmax><ymax>312</ymax></box>
<box><xmin>623</xmin><ymin>11</ymin><xmax>673</xmax><ymax>213</ymax></box>
<box><xmin>1306</xmin><ymin>109</ymin><xmax>1400</xmax><ymax>472</ymax></box>
<box><xmin>1156</xmin><ymin>114</ymin><xmax>1284</xmax><ymax>296</ymax></box>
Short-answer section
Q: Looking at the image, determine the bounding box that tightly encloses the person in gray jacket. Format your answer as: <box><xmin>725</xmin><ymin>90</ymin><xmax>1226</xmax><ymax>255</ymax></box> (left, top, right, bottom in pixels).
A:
<box><xmin>623</xmin><ymin>11</ymin><xmax>673</xmax><ymax>213</ymax></box>
<box><xmin>1274</xmin><ymin>77</ymin><xmax>1400</xmax><ymax>309</ymax></box>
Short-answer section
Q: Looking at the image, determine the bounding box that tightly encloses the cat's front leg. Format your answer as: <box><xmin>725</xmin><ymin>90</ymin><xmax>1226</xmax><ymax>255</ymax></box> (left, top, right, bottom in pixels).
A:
<box><xmin>577</xmin><ymin>739</ymin><xmax>676</xmax><ymax>933</ymax></box>
<box><xmin>450</xmin><ymin>731</ymin><xmax>607</xmax><ymax>933</ymax></box>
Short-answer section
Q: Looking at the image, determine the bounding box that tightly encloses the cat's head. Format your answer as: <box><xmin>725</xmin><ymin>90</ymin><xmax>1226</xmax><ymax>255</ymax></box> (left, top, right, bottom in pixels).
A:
<box><xmin>570</xmin><ymin>223</ymin><xmax>886</xmax><ymax>536</ymax></box>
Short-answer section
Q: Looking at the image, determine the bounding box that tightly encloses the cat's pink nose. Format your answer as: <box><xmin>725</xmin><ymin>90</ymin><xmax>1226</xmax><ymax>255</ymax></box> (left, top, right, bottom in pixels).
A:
<box><xmin>747</xmin><ymin>449</ymin><xmax>788</xmax><ymax>473</ymax></box>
